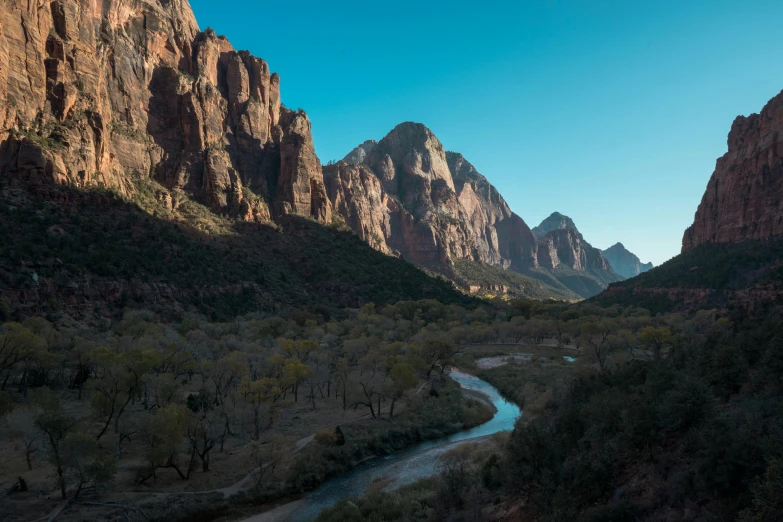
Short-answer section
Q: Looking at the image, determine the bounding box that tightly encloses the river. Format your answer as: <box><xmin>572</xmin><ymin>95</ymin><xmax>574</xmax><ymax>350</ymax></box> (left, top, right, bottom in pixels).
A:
<box><xmin>241</xmin><ymin>369</ymin><xmax>521</xmax><ymax>522</ymax></box>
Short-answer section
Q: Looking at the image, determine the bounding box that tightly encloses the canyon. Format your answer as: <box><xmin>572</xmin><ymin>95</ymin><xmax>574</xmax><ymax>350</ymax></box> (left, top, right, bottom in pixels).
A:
<box><xmin>0</xmin><ymin>0</ymin><xmax>667</xmax><ymax>305</ymax></box>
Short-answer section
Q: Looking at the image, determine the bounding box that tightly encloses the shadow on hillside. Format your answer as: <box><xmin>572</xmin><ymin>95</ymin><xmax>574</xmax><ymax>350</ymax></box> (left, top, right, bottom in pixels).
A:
<box><xmin>0</xmin><ymin>181</ymin><xmax>477</xmax><ymax>323</ymax></box>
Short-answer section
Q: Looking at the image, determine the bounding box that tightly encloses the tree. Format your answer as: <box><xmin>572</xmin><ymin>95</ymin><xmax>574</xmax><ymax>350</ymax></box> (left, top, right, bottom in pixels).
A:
<box><xmin>351</xmin><ymin>353</ymin><xmax>385</xmax><ymax>418</ymax></box>
<box><xmin>0</xmin><ymin>323</ymin><xmax>41</xmax><ymax>391</ymax></box>
<box><xmin>638</xmin><ymin>326</ymin><xmax>674</xmax><ymax>361</ymax></box>
<box><xmin>185</xmin><ymin>395</ymin><xmax>222</xmax><ymax>472</ymax></box>
<box><xmin>580</xmin><ymin>320</ymin><xmax>617</xmax><ymax>372</ymax></box>
<box><xmin>69</xmin><ymin>339</ymin><xmax>97</xmax><ymax>401</ymax></box>
<box><xmin>206</xmin><ymin>351</ymin><xmax>248</xmax><ymax>405</ymax></box>
<box><xmin>418</xmin><ymin>338</ymin><xmax>456</xmax><ymax>378</ymax></box>
<box><xmin>279</xmin><ymin>358</ymin><xmax>311</xmax><ymax>403</ymax></box>
<box><xmin>60</xmin><ymin>432</ymin><xmax>116</xmax><ymax>499</ymax></box>
<box><xmin>740</xmin><ymin>459</ymin><xmax>783</xmax><ymax>522</ymax></box>
<box><xmin>30</xmin><ymin>388</ymin><xmax>75</xmax><ymax>499</ymax></box>
<box><xmin>90</xmin><ymin>347</ymin><xmax>152</xmax><ymax>440</ymax></box>
<box><xmin>385</xmin><ymin>361</ymin><xmax>417</xmax><ymax>418</ymax></box>
<box><xmin>240</xmin><ymin>377</ymin><xmax>279</xmax><ymax>441</ymax></box>
<box><xmin>2</xmin><ymin>407</ymin><xmax>40</xmax><ymax>470</ymax></box>
<box><xmin>251</xmin><ymin>434</ymin><xmax>293</xmax><ymax>487</ymax></box>
<box><xmin>436</xmin><ymin>445</ymin><xmax>478</xmax><ymax>516</ymax></box>
<box><xmin>335</xmin><ymin>357</ymin><xmax>352</xmax><ymax>411</ymax></box>
<box><xmin>137</xmin><ymin>404</ymin><xmax>190</xmax><ymax>483</ymax></box>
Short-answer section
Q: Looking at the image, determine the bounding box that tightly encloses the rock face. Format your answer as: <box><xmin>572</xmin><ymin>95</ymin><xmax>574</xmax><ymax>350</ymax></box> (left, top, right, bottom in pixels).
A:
<box><xmin>683</xmin><ymin>89</ymin><xmax>783</xmax><ymax>250</ymax></box>
<box><xmin>342</xmin><ymin>140</ymin><xmax>377</xmax><ymax>164</ymax></box>
<box><xmin>0</xmin><ymin>0</ymin><xmax>330</xmax><ymax>223</ymax></box>
<box><xmin>531</xmin><ymin>212</ymin><xmax>615</xmax><ymax>272</ymax></box>
<box><xmin>325</xmin><ymin>124</ymin><xmax>621</xmax><ymax>298</ymax></box>
<box><xmin>602</xmin><ymin>242</ymin><xmax>653</xmax><ymax>279</ymax></box>
<box><xmin>532</xmin><ymin>212</ymin><xmax>580</xmax><ymax>238</ymax></box>
<box><xmin>536</xmin><ymin>229</ymin><xmax>613</xmax><ymax>272</ymax></box>
<box><xmin>324</xmin><ymin>122</ymin><xmax>538</xmax><ymax>272</ymax></box>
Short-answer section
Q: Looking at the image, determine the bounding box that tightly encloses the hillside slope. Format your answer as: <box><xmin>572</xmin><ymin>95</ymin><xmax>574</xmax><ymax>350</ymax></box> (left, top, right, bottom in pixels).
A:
<box><xmin>0</xmin><ymin>182</ymin><xmax>474</xmax><ymax>322</ymax></box>
<box><xmin>597</xmin><ymin>89</ymin><xmax>783</xmax><ymax>312</ymax></box>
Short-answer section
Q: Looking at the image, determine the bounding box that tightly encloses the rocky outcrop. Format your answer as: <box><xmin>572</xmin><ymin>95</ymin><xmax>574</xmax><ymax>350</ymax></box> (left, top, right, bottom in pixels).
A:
<box><xmin>530</xmin><ymin>212</ymin><xmax>615</xmax><ymax>271</ymax></box>
<box><xmin>325</xmin><ymin>124</ymin><xmax>625</xmax><ymax>298</ymax></box>
<box><xmin>323</xmin><ymin>122</ymin><xmax>538</xmax><ymax>272</ymax></box>
<box><xmin>602</xmin><ymin>242</ymin><xmax>653</xmax><ymax>279</ymax></box>
<box><xmin>342</xmin><ymin>140</ymin><xmax>377</xmax><ymax>164</ymax></box>
<box><xmin>0</xmin><ymin>0</ymin><xmax>329</xmax><ymax>223</ymax></box>
<box><xmin>325</xmin><ymin>124</ymin><xmax>622</xmax><ymax>298</ymax></box>
<box><xmin>532</xmin><ymin>212</ymin><xmax>579</xmax><ymax>238</ymax></box>
<box><xmin>683</xmin><ymin>89</ymin><xmax>783</xmax><ymax>250</ymax></box>
<box><xmin>536</xmin><ymin>228</ymin><xmax>613</xmax><ymax>272</ymax></box>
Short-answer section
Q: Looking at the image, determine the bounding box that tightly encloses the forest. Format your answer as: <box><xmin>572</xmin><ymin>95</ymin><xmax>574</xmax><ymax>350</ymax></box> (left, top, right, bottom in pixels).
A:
<box><xmin>2</xmin><ymin>294</ymin><xmax>779</xmax><ymax>521</ymax></box>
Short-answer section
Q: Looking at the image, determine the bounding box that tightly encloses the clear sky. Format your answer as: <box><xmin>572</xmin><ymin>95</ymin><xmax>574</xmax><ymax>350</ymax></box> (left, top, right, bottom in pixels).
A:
<box><xmin>190</xmin><ymin>0</ymin><xmax>783</xmax><ymax>266</ymax></box>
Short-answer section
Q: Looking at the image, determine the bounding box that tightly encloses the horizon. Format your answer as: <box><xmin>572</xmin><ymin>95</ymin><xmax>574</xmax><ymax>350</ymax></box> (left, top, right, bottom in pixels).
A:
<box><xmin>189</xmin><ymin>0</ymin><xmax>783</xmax><ymax>266</ymax></box>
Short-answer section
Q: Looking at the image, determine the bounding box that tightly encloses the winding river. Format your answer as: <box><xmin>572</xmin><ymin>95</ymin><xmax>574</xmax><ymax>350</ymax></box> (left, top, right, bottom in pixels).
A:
<box><xmin>243</xmin><ymin>369</ymin><xmax>521</xmax><ymax>522</ymax></box>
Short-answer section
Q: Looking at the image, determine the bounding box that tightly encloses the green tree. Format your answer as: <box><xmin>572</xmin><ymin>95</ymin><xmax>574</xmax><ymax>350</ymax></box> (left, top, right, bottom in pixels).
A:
<box><xmin>60</xmin><ymin>432</ymin><xmax>117</xmax><ymax>499</ymax></box>
<box><xmin>0</xmin><ymin>322</ymin><xmax>42</xmax><ymax>391</ymax></box>
<box><xmin>386</xmin><ymin>361</ymin><xmax>417</xmax><ymax>418</ymax></box>
<box><xmin>90</xmin><ymin>347</ymin><xmax>152</xmax><ymax>440</ymax></box>
<box><xmin>418</xmin><ymin>338</ymin><xmax>456</xmax><ymax>378</ymax></box>
<box><xmin>137</xmin><ymin>404</ymin><xmax>190</xmax><ymax>483</ymax></box>
<box><xmin>638</xmin><ymin>326</ymin><xmax>674</xmax><ymax>361</ymax></box>
<box><xmin>30</xmin><ymin>388</ymin><xmax>75</xmax><ymax>499</ymax></box>
<box><xmin>740</xmin><ymin>459</ymin><xmax>783</xmax><ymax>522</ymax></box>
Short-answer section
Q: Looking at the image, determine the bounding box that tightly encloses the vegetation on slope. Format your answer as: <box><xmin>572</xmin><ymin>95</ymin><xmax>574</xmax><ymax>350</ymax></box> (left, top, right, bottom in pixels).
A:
<box><xmin>451</xmin><ymin>259</ymin><xmax>580</xmax><ymax>301</ymax></box>
<box><xmin>451</xmin><ymin>258</ymin><xmax>621</xmax><ymax>302</ymax></box>
<box><xmin>0</xmin><ymin>183</ymin><xmax>474</xmax><ymax>322</ymax></box>
<box><xmin>593</xmin><ymin>238</ymin><xmax>783</xmax><ymax>312</ymax></box>
<box><xmin>618</xmin><ymin>239</ymin><xmax>783</xmax><ymax>290</ymax></box>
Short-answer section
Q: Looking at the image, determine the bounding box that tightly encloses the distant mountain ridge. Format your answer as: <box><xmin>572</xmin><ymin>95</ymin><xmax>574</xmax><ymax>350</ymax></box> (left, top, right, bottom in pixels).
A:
<box><xmin>602</xmin><ymin>242</ymin><xmax>653</xmax><ymax>279</ymax></box>
<box><xmin>328</xmin><ymin>124</ymin><xmax>622</xmax><ymax>299</ymax></box>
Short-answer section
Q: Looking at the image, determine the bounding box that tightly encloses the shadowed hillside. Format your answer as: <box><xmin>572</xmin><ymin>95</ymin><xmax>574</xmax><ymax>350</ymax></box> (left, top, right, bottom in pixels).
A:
<box><xmin>0</xmin><ymin>181</ymin><xmax>475</xmax><ymax>323</ymax></box>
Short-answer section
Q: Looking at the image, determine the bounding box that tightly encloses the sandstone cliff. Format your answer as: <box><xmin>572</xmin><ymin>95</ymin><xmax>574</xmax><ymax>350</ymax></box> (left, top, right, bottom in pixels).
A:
<box><xmin>536</xmin><ymin>228</ymin><xmax>612</xmax><ymax>272</ymax></box>
<box><xmin>602</xmin><ymin>242</ymin><xmax>653</xmax><ymax>279</ymax></box>
<box><xmin>0</xmin><ymin>0</ymin><xmax>330</xmax><ymax>223</ymax></box>
<box><xmin>683</xmin><ymin>89</ymin><xmax>783</xmax><ymax>250</ymax></box>
<box><xmin>327</xmin><ymin>124</ymin><xmax>622</xmax><ymax>298</ymax></box>
<box><xmin>325</xmin><ymin>122</ymin><xmax>538</xmax><ymax>272</ymax></box>
<box><xmin>531</xmin><ymin>213</ymin><xmax>616</xmax><ymax>272</ymax></box>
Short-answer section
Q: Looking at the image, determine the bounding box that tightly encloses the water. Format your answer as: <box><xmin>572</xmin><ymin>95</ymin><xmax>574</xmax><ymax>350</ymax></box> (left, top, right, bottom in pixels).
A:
<box><xmin>244</xmin><ymin>370</ymin><xmax>521</xmax><ymax>522</ymax></box>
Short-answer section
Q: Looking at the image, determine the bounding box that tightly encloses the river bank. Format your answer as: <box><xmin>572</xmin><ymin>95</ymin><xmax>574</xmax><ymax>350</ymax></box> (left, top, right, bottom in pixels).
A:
<box><xmin>236</xmin><ymin>370</ymin><xmax>521</xmax><ymax>522</ymax></box>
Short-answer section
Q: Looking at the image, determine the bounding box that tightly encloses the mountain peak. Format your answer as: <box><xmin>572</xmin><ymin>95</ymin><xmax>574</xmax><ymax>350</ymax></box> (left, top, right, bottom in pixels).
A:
<box><xmin>532</xmin><ymin>212</ymin><xmax>579</xmax><ymax>239</ymax></box>
<box><xmin>601</xmin><ymin>243</ymin><xmax>653</xmax><ymax>279</ymax></box>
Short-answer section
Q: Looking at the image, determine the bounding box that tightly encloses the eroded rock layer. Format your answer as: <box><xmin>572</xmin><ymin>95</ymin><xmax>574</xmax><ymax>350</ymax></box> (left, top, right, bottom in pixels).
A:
<box><xmin>683</xmin><ymin>89</ymin><xmax>783</xmax><ymax>250</ymax></box>
<box><xmin>325</xmin><ymin>122</ymin><xmax>539</xmax><ymax>272</ymax></box>
<box><xmin>0</xmin><ymin>0</ymin><xmax>330</xmax><ymax>223</ymax></box>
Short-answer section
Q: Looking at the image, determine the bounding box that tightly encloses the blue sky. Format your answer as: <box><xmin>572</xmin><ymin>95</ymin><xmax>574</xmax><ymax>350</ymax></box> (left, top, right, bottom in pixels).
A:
<box><xmin>190</xmin><ymin>0</ymin><xmax>783</xmax><ymax>266</ymax></box>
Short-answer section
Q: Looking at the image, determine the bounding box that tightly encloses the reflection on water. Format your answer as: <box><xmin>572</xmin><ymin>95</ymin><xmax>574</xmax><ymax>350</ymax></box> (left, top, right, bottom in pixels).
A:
<box><xmin>273</xmin><ymin>370</ymin><xmax>522</xmax><ymax>522</ymax></box>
